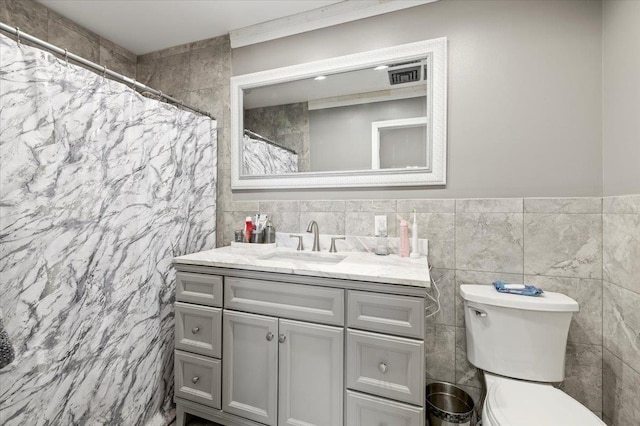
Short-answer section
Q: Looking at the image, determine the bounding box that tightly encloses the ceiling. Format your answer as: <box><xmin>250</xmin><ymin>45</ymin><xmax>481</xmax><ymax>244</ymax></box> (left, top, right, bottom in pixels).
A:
<box><xmin>37</xmin><ymin>0</ymin><xmax>341</xmax><ymax>55</ymax></box>
<box><xmin>244</xmin><ymin>60</ymin><xmax>428</xmax><ymax>110</ymax></box>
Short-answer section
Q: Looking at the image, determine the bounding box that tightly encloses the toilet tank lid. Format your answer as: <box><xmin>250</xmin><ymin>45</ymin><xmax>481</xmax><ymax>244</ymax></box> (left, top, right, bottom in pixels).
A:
<box><xmin>460</xmin><ymin>285</ymin><xmax>578</xmax><ymax>312</ymax></box>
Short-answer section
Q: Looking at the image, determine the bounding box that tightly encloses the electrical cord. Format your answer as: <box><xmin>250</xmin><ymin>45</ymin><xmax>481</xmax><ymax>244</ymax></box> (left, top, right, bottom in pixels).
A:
<box><xmin>424</xmin><ymin>264</ymin><xmax>441</xmax><ymax>319</ymax></box>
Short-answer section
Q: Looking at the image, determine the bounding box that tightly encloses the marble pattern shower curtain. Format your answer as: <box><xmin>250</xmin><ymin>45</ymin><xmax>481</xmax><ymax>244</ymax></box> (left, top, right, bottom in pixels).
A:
<box><xmin>242</xmin><ymin>133</ymin><xmax>298</xmax><ymax>175</ymax></box>
<box><xmin>0</xmin><ymin>34</ymin><xmax>217</xmax><ymax>425</ymax></box>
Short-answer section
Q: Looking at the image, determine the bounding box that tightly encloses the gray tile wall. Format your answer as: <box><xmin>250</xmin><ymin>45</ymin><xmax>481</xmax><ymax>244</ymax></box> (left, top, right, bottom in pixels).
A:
<box><xmin>224</xmin><ymin>197</ymin><xmax>607</xmax><ymax>414</ymax></box>
<box><xmin>0</xmin><ymin>0</ymin><xmax>136</xmax><ymax>77</ymax></box>
<box><xmin>244</xmin><ymin>102</ymin><xmax>311</xmax><ymax>172</ymax></box>
<box><xmin>602</xmin><ymin>195</ymin><xmax>640</xmax><ymax>426</ymax></box>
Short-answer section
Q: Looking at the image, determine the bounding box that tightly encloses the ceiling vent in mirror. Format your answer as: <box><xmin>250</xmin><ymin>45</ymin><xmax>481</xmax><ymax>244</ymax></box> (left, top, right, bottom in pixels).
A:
<box><xmin>388</xmin><ymin>64</ymin><xmax>422</xmax><ymax>85</ymax></box>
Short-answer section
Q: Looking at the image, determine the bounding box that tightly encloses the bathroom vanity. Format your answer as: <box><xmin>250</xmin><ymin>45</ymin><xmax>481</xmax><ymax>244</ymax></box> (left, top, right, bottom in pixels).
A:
<box><xmin>172</xmin><ymin>247</ymin><xmax>430</xmax><ymax>426</ymax></box>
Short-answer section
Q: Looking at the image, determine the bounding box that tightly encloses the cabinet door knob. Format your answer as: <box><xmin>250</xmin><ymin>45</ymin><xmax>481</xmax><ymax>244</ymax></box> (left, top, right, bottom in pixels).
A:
<box><xmin>192</xmin><ymin>376</ymin><xmax>199</xmax><ymax>384</ymax></box>
<box><xmin>266</xmin><ymin>332</ymin><xmax>274</xmax><ymax>341</ymax></box>
<box><xmin>278</xmin><ymin>334</ymin><xmax>286</xmax><ymax>343</ymax></box>
<box><xmin>379</xmin><ymin>362</ymin><xmax>387</xmax><ymax>374</ymax></box>
<box><xmin>191</xmin><ymin>326</ymin><xmax>200</xmax><ymax>334</ymax></box>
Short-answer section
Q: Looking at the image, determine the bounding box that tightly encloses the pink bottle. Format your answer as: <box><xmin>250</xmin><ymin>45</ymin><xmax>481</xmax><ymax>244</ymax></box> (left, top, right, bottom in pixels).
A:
<box><xmin>399</xmin><ymin>220</ymin><xmax>410</xmax><ymax>257</ymax></box>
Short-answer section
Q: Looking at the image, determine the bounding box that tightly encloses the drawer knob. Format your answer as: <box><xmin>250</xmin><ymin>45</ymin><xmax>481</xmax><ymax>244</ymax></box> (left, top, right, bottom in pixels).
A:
<box><xmin>278</xmin><ymin>334</ymin><xmax>286</xmax><ymax>343</ymax></box>
<box><xmin>266</xmin><ymin>332</ymin><xmax>274</xmax><ymax>341</ymax></box>
<box><xmin>379</xmin><ymin>362</ymin><xmax>388</xmax><ymax>374</ymax></box>
<box><xmin>191</xmin><ymin>376</ymin><xmax>199</xmax><ymax>384</ymax></box>
<box><xmin>191</xmin><ymin>326</ymin><xmax>200</xmax><ymax>334</ymax></box>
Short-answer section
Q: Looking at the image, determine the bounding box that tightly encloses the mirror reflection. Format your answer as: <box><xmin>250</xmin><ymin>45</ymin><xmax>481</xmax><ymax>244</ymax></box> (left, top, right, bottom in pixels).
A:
<box><xmin>241</xmin><ymin>56</ymin><xmax>430</xmax><ymax>176</ymax></box>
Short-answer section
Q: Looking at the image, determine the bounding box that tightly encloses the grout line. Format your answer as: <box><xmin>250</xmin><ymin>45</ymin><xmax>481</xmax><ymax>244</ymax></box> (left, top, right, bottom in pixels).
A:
<box><xmin>453</xmin><ymin>203</ymin><xmax>458</xmax><ymax>386</ymax></box>
<box><xmin>601</xmin><ymin>197</ymin><xmax>605</xmax><ymax>393</ymax></box>
<box><xmin>604</xmin><ymin>346</ymin><xmax>640</xmax><ymax>378</ymax></box>
<box><xmin>521</xmin><ymin>199</ymin><xmax>525</xmax><ymax>278</ymax></box>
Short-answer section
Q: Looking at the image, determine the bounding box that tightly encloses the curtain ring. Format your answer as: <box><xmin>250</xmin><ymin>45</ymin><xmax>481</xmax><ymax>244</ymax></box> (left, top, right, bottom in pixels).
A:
<box><xmin>15</xmin><ymin>27</ymin><xmax>20</xmax><ymax>45</ymax></box>
<box><xmin>131</xmin><ymin>79</ymin><xmax>136</xmax><ymax>91</ymax></box>
<box><xmin>102</xmin><ymin>65</ymin><xmax>107</xmax><ymax>78</ymax></box>
<box><xmin>63</xmin><ymin>48</ymin><xmax>69</xmax><ymax>65</ymax></box>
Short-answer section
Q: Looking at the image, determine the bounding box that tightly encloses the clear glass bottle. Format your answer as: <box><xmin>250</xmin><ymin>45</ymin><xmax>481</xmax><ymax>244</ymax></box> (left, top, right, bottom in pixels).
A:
<box><xmin>375</xmin><ymin>232</ymin><xmax>389</xmax><ymax>256</ymax></box>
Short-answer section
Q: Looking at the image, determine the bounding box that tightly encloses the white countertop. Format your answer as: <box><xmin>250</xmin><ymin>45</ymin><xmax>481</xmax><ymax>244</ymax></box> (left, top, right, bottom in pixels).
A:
<box><xmin>174</xmin><ymin>246</ymin><xmax>431</xmax><ymax>288</ymax></box>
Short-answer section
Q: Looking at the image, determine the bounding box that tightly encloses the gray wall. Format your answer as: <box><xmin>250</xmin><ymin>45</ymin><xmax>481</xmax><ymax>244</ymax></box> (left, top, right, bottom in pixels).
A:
<box><xmin>232</xmin><ymin>0</ymin><xmax>603</xmax><ymax>200</ymax></box>
<box><xmin>602</xmin><ymin>0</ymin><xmax>640</xmax><ymax>196</ymax></box>
<box><xmin>309</xmin><ymin>97</ymin><xmax>426</xmax><ymax>171</ymax></box>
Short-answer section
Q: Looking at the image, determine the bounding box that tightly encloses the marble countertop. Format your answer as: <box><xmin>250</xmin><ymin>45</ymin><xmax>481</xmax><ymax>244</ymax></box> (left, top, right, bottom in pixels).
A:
<box><xmin>174</xmin><ymin>246</ymin><xmax>431</xmax><ymax>288</ymax></box>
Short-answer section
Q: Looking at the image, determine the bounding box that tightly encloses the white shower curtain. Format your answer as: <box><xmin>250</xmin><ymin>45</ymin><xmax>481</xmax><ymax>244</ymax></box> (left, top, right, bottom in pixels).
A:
<box><xmin>0</xmin><ymin>33</ymin><xmax>217</xmax><ymax>425</ymax></box>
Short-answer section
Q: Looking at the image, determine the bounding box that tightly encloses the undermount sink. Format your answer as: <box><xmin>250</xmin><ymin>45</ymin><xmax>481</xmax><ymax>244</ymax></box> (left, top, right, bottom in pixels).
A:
<box><xmin>259</xmin><ymin>251</ymin><xmax>347</xmax><ymax>264</ymax></box>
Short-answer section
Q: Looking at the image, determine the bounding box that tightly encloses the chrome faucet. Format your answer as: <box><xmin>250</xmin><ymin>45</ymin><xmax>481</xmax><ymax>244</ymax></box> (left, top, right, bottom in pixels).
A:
<box><xmin>306</xmin><ymin>220</ymin><xmax>320</xmax><ymax>251</ymax></box>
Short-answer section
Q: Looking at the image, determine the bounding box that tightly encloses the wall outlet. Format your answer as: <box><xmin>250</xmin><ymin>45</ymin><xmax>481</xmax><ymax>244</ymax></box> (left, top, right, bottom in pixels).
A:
<box><xmin>374</xmin><ymin>215</ymin><xmax>387</xmax><ymax>236</ymax></box>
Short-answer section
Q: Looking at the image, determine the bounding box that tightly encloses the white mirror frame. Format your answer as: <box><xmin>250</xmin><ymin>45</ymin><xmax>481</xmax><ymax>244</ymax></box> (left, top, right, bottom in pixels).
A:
<box><xmin>371</xmin><ymin>116</ymin><xmax>428</xmax><ymax>169</ymax></box>
<box><xmin>231</xmin><ymin>37</ymin><xmax>447</xmax><ymax>190</ymax></box>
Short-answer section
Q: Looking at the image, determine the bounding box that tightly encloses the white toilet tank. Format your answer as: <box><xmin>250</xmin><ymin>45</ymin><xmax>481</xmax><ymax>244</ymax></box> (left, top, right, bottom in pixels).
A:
<box><xmin>460</xmin><ymin>285</ymin><xmax>579</xmax><ymax>382</ymax></box>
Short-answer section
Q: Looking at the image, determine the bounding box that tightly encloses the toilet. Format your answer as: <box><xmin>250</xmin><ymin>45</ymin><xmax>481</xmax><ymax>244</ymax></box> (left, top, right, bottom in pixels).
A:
<box><xmin>460</xmin><ymin>285</ymin><xmax>604</xmax><ymax>426</ymax></box>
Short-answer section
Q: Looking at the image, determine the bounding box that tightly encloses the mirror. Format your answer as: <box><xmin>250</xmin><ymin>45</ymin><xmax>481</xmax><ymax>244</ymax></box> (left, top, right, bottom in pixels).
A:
<box><xmin>231</xmin><ymin>37</ymin><xmax>447</xmax><ymax>190</ymax></box>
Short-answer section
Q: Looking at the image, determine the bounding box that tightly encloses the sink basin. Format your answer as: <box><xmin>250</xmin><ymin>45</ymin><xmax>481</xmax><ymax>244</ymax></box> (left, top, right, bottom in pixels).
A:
<box><xmin>259</xmin><ymin>251</ymin><xmax>346</xmax><ymax>264</ymax></box>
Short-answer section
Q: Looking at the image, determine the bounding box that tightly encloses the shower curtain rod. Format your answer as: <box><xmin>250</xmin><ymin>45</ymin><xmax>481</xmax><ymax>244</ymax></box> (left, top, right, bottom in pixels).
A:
<box><xmin>0</xmin><ymin>22</ymin><xmax>215</xmax><ymax>120</ymax></box>
<box><xmin>244</xmin><ymin>129</ymin><xmax>297</xmax><ymax>155</ymax></box>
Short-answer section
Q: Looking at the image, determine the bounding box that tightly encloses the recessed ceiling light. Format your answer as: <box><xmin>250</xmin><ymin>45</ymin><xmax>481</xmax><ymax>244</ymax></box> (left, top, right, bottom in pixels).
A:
<box><xmin>314</xmin><ymin>75</ymin><xmax>326</xmax><ymax>81</ymax></box>
<box><xmin>374</xmin><ymin>65</ymin><xmax>389</xmax><ymax>70</ymax></box>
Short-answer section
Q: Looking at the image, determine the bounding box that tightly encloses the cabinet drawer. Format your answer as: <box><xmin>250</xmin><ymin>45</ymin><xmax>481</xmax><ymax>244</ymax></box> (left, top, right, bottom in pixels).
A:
<box><xmin>175</xmin><ymin>302</ymin><xmax>221</xmax><ymax>358</ymax></box>
<box><xmin>347</xmin><ymin>329</ymin><xmax>424</xmax><ymax>406</ymax></box>
<box><xmin>348</xmin><ymin>291</ymin><xmax>424</xmax><ymax>339</ymax></box>
<box><xmin>225</xmin><ymin>277</ymin><xmax>344</xmax><ymax>326</ymax></box>
<box><xmin>176</xmin><ymin>272</ymin><xmax>223</xmax><ymax>307</ymax></box>
<box><xmin>346</xmin><ymin>391</ymin><xmax>424</xmax><ymax>426</ymax></box>
<box><xmin>174</xmin><ymin>350</ymin><xmax>221</xmax><ymax>409</ymax></box>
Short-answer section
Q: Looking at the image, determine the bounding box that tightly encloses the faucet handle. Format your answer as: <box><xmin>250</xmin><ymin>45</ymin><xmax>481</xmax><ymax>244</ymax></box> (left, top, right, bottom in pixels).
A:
<box><xmin>329</xmin><ymin>236</ymin><xmax>346</xmax><ymax>253</ymax></box>
<box><xmin>289</xmin><ymin>234</ymin><xmax>304</xmax><ymax>251</ymax></box>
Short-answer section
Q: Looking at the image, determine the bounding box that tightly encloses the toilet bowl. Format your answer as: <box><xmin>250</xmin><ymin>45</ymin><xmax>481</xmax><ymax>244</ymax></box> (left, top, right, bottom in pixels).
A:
<box><xmin>459</xmin><ymin>285</ymin><xmax>604</xmax><ymax>426</ymax></box>
<box><xmin>482</xmin><ymin>373</ymin><xmax>603</xmax><ymax>426</ymax></box>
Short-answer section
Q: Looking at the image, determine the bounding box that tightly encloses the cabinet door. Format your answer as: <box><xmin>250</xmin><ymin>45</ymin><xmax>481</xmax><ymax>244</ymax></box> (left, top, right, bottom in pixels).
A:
<box><xmin>278</xmin><ymin>319</ymin><xmax>344</xmax><ymax>426</ymax></box>
<box><xmin>222</xmin><ymin>310</ymin><xmax>278</xmax><ymax>426</ymax></box>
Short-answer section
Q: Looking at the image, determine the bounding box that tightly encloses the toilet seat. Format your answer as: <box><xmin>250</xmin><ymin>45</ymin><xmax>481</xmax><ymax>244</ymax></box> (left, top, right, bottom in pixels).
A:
<box><xmin>484</xmin><ymin>376</ymin><xmax>603</xmax><ymax>426</ymax></box>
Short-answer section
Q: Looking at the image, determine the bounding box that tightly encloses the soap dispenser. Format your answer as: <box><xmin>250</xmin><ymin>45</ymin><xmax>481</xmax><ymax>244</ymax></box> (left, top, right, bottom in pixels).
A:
<box><xmin>264</xmin><ymin>217</ymin><xmax>276</xmax><ymax>244</ymax></box>
<box><xmin>375</xmin><ymin>226</ymin><xmax>389</xmax><ymax>256</ymax></box>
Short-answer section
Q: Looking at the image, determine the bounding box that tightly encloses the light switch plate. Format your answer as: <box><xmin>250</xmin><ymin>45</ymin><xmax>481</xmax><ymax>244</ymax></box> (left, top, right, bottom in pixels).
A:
<box><xmin>374</xmin><ymin>215</ymin><xmax>387</xmax><ymax>236</ymax></box>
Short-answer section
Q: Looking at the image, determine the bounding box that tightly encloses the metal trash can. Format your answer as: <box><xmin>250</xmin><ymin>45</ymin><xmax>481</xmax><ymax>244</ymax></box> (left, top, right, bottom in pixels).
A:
<box><xmin>426</xmin><ymin>382</ymin><xmax>475</xmax><ymax>426</ymax></box>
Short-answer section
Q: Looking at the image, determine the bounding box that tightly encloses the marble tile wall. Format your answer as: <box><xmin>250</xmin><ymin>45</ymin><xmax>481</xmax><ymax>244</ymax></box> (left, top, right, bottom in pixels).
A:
<box><xmin>224</xmin><ymin>197</ymin><xmax>607</xmax><ymax>414</ymax></box>
<box><xmin>601</xmin><ymin>195</ymin><xmax>640</xmax><ymax>426</ymax></box>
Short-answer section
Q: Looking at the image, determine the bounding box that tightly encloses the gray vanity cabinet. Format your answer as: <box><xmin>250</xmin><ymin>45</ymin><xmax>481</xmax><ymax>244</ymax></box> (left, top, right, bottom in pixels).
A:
<box><xmin>174</xmin><ymin>266</ymin><xmax>427</xmax><ymax>426</ymax></box>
